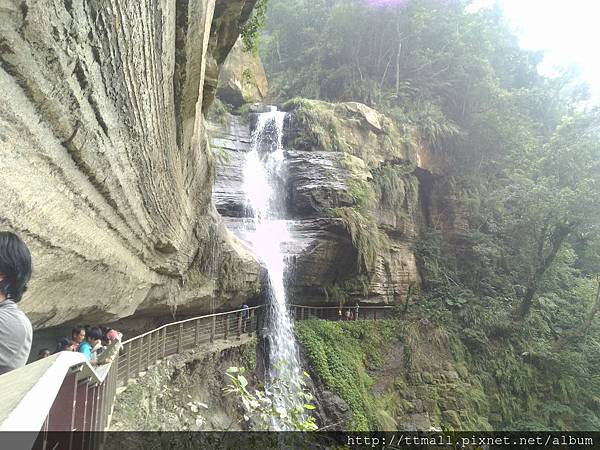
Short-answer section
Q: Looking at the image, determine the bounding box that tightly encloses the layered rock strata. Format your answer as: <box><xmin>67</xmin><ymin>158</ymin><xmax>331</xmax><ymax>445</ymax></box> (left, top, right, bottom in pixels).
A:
<box><xmin>210</xmin><ymin>99</ymin><xmax>425</xmax><ymax>306</ymax></box>
<box><xmin>0</xmin><ymin>0</ymin><xmax>260</xmax><ymax>328</ymax></box>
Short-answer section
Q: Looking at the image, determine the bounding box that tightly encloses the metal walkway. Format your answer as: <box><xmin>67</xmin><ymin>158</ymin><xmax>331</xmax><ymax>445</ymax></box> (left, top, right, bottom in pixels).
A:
<box><xmin>0</xmin><ymin>303</ymin><xmax>394</xmax><ymax>448</ymax></box>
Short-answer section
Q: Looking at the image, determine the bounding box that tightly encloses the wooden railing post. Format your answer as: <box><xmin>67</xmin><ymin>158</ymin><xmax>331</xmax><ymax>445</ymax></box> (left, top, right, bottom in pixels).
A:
<box><xmin>195</xmin><ymin>319</ymin><xmax>200</xmax><ymax>347</ymax></box>
<box><xmin>177</xmin><ymin>324</ymin><xmax>183</xmax><ymax>353</ymax></box>
<box><xmin>125</xmin><ymin>343</ymin><xmax>131</xmax><ymax>382</ymax></box>
<box><xmin>134</xmin><ymin>339</ymin><xmax>140</xmax><ymax>375</ymax></box>
<box><xmin>211</xmin><ymin>316</ymin><xmax>216</xmax><ymax>343</ymax></box>
<box><xmin>374</xmin><ymin>309</ymin><xmax>377</xmax><ymax>321</ymax></box>
<box><xmin>154</xmin><ymin>331</ymin><xmax>161</xmax><ymax>362</ymax></box>
<box><xmin>249</xmin><ymin>310</ymin><xmax>255</xmax><ymax>337</ymax></box>
<box><xmin>161</xmin><ymin>327</ymin><xmax>167</xmax><ymax>359</ymax></box>
<box><xmin>301</xmin><ymin>307</ymin><xmax>305</xmax><ymax>320</ymax></box>
<box><xmin>237</xmin><ymin>314</ymin><xmax>242</xmax><ymax>339</ymax></box>
<box><xmin>146</xmin><ymin>334</ymin><xmax>151</xmax><ymax>370</ymax></box>
<box><xmin>224</xmin><ymin>315</ymin><xmax>229</xmax><ymax>340</ymax></box>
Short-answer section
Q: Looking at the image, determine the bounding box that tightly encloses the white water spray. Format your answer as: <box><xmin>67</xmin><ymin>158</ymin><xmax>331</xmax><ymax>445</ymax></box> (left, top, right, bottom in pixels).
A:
<box><xmin>242</xmin><ymin>108</ymin><xmax>303</xmax><ymax>429</ymax></box>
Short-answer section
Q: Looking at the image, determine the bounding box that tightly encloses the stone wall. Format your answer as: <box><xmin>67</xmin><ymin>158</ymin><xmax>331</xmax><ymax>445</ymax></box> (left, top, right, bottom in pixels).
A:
<box><xmin>282</xmin><ymin>100</ymin><xmax>422</xmax><ymax>304</ymax></box>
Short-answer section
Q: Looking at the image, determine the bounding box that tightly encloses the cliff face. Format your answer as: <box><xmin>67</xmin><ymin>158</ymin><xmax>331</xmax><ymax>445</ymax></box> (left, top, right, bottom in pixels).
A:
<box><xmin>216</xmin><ymin>37</ymin><xmax>268</xmax><ymax>107</ymax></box>
<box><xmin>282</xmin><ymin>100</ymin><xmax>423</xmax><ymax>305</ymax></box>
<box><xmin>0</xmin><ymin>0</ymin><xmax>260</xmax><ymax>328</ymax></box>
<box><xmin>210</xmin><ymin>99</ymin><xmax>430</xmax><ymax>306</ymax></box>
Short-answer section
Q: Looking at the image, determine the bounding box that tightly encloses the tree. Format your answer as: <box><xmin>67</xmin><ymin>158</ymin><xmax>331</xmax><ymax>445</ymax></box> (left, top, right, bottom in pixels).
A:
<box><xmin>241</xmin><ymin>0</ymin><xmax>269</xmax><ymax>54</ymax></box>
<box><xmin>503</xmin><ymin>110</ymin><xmax>600</xmax><ymax>316</ymax></box>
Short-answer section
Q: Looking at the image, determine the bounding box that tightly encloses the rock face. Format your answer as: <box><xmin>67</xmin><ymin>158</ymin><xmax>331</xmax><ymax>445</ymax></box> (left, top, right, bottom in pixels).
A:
<box><xmin>210</xmin><ymin>99</ymin><xmax>424</xmax><ymax>306</ymax></box>
<box><xmin>286</xmin><ymin>150</ymin><xmax>370</xmax><ymax>217</ymax></box>
<box><xmin>111</xmin><ymin>337</ymin><xmax>259</xmax><ymax>431</ymax></box>
<box><xmin>210</xmin><ymin>114</ymin><xmax>253</xmax><ymax>217</ymax></box>
<box><xmin>202</xmin><ymin>0</ymin><xmax>260</xmax><ymax>112</ymax></box>
<box><xmin>0</xmin><ymin>0</ymin><xmax>260</xmax><ymax>328</ymax></box>
<box><xmin>217</xmin><ymin>37</ymin><xmax>268</xmax><ymax>107</ymax></box>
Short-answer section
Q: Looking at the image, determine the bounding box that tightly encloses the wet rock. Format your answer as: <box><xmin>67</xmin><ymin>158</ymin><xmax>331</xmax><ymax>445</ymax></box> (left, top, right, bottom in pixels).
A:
<box><xmin>222</xmin><ymin>217</ymin><xmax>357</xmax><ymax>304</ymax></box>
<box><xmin>286</xmin><ymin>150</ymin><xmax>370</xmax><ymax>217</ymax></box>
<box><xmin>316</xmin><ymin>390</ymin><xmax>352</xmax><ymax>429</ymax></box>
<box><xmin>209</xmin><ymin>114</ymin><xmax>253</xmax><ymax>217</ymax></box>
<box><xmin>210</xmin><ymin>99</ymin><xmax>425</xmax><ymax>307</ymax></box>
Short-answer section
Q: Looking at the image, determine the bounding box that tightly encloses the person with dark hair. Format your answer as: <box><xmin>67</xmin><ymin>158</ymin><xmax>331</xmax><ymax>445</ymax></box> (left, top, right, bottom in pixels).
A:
<box><xmin>69</xmin><ymin>326</ymin><xmax>86</xmax><ymax>352</ymax></box>
<box><xmin>55</xmin><ymin>337</ymin><xmax>73</xmax><ymax>353</ymax></box>
<box><xmin>106</xmin><ymin>328</ymin><xmax>122</xmax><ymax>343</ymax></box>
<box><xmin>37</xmin><ymin>348</ymin><xmax>50</xmax><ymax>359</ymax></box>
<box><xmin>78</xmin><ymin>327</ymin><xmax>103</xmax><ymax>365</ymax></box>
<box><xmin>0</xmin><ymin>231</ymin><xmax>33</xmax><ymax>375</ymax></box>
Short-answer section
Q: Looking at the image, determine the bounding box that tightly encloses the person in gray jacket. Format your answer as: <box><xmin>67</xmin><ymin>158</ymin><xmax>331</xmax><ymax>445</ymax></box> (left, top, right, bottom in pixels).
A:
<box><xmin>0</xmin><ymin>231</ymin><xmax>33</xmax><ymax>375</ymax></box>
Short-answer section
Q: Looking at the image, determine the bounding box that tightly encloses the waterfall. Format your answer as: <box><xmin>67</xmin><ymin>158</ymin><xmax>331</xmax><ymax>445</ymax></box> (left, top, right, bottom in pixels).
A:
<box><xmin>241</xmin><ymin>107</ymin><xmax>303</xmax><ymax>429</ymax></box>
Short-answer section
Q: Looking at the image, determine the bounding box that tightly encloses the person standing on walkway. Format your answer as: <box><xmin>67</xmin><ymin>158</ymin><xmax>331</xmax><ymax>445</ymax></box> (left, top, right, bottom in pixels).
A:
<box><xmin>241</xmin><ymin>303</ymin><xmax>249</xmax><ymax>333</ymax></box>
<box><xmin>78</xmin><ymin>327</ymin><xmax>103</xmax><ymax>365</ymax></box>
<box><xmin>0</xmin><ymin>231</ymin><xmax>33</xmax><ymax>375</ymax></box>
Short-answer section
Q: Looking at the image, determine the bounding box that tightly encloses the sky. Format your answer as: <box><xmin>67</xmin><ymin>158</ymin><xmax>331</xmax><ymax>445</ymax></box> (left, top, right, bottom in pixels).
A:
<box><xmin>467</xmin><ymin>0</ymin><xmax>600</xmax><ymax>103</ymax></box>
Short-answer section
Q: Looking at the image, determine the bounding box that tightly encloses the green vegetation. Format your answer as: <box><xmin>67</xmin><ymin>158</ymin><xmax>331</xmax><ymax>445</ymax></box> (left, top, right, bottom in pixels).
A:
<box><xmin>224</xmin><ymin>366</ymin><xmax>318</xmax><ymax>430</ymax></box>
<box><xmin>282</xmin><ymin>98</ymin><xmax>408</xmax><ymax>166</ymax></box>
<box><xmin>331</xmin><ymin>207</ymin><xmax>383</xmax><ymax>274</ymax></box>
<box><xmin>111</xmin><ymin>360</ymin><xmax>209</xmax><ymax>431</ymax></box>
<box><xmin>372</xmin><ymin>162</ymin><xmax>419</xmax><ymax>222</ymax></box>
<box><xmin>207</xmin><ymin>97</ymin><xmax>231</xmax><ymax>125</ymax></box>
<box><xmin>297</xmin><ymin>308</ymin><xmax>600</xmax><ymax>430</ymax></box>
<box><xmin>258</xmin><ymin>0</ymin><xmax>600</xmax><ymax>432</ymax></box>
<box><xmin>240</xmin><ymin>0</ymin><xmax>268</xmax><ymax>54</ymax></box>
<box><xmin>295</xmin><ymin>320</ymin><xmax>397</xmax><ymax>429</ymax></box>
<box><xmin>282</xmin><ymin>98</ymin><xmax>350</xmax><ymax>153</ymax></box>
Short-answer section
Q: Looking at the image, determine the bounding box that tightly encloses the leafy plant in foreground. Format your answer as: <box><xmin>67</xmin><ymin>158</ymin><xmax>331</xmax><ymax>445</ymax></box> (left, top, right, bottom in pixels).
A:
<box><xmin>224</xmin><ymin>366</ymin><xmax>318</xmax><ymax>431</ymax></box>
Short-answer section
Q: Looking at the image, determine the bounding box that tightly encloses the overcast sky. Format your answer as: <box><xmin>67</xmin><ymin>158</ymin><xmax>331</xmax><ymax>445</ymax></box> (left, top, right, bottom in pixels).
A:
<box><xmin>468</xmin><ymin>0</ymin><xmax>600</xmax><ymax>103</ymax></box>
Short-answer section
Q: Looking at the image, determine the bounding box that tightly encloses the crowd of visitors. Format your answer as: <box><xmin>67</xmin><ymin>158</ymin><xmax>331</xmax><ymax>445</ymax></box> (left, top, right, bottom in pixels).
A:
<box><xmin>338</xmin><ymin>304</ymin><xmax>360</xmax><ymax>321</ymax></box>
<box><xmin>38</xmin><ymin>326</ymin><xmax>123</xmax><ymax>366</ymax></box>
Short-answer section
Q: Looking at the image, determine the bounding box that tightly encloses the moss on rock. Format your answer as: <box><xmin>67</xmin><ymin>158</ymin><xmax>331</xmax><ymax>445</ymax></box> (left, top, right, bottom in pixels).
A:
<box><xmin>282</xmin><ymin>98</ymin><xmax>414</xmax><ymax>168</ymax></box>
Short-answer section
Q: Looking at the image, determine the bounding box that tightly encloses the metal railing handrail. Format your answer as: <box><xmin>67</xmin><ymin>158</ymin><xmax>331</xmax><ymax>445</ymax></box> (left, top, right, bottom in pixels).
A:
<box><xmin>0</xmin><ymin>352</ymin><xmax>87</xmax><ymax>432</ymax></box>
<box><xmin>0</xmin><ymin>338</ymin><xmax>123</xmax><ymax>432</ymax></box>
<box><xmin>289</xmin><ymin>304</ymin><xmax>395</xmax><ymax>310</ymax></box>
<box><xmin>122</xmin><ymin>305</ymin><xmax>264</xmax><ymax>345</ymax></box>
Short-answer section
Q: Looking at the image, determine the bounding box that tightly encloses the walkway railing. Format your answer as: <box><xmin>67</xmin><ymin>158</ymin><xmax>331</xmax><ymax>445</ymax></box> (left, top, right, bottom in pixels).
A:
<box><xmin>0</xmin><ymin>306</ymin><xmax>264</xmax><ymax>449</ymax></box>
<box><xmin>290</xmin><ymin>304</ymin><xmax>395</xmax><ymax>321</ymax></box>
<box><xmin>0</xmin><ymin>302</ymin><xmax>394</xmax><ymax>446</ymax></box>
<box><xmin>116</xmin><ymin>306</ymin><xmax>263</xmax><ymax>386</ymax></box>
